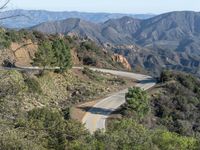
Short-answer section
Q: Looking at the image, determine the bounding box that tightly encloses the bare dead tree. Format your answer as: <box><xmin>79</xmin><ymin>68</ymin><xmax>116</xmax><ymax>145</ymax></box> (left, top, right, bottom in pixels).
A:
<box><xmin>0</xmin><ymin>0</ymin><xmax>29</xmax><ymax>21</ymax></box>
<box><xmin>0</xmin><ymin>0</ymin><xmax>9</xmax><ymax>10</ymax></box>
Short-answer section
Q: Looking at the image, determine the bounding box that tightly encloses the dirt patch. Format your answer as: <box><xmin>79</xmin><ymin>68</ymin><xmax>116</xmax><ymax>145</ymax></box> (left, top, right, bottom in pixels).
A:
<box><xmin>71</xmin><ymin>99</ymin><xmax>101</xmax><ymax>121</ymax></box>
<box><xmin>71</xmin><ymin>48</ymin><xmax>80</xmax><ymax>65</ymax></box>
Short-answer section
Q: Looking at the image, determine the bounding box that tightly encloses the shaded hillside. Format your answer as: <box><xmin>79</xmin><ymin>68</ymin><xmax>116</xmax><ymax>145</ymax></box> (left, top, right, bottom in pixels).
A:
<box><xmin>32</xmin><ymin>18</ymin><xmax>104</xmax><ymax>43</ymax></box>
<box><xmin>149</xmin><ymin>71</ymin><xmax>200</xmax><ymax>137</ymax></box>
<box><xmin>135</xmin><ymin>11</ymin><xmax>200</xmax><ymax>45</ymax></box>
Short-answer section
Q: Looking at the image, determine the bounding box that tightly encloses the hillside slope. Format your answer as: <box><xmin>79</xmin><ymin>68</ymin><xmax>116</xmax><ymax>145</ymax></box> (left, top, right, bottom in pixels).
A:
<box><xmin>0</xmin><ymin>29</ymin><xmax>131</xmax><ymax>71</ymax></box>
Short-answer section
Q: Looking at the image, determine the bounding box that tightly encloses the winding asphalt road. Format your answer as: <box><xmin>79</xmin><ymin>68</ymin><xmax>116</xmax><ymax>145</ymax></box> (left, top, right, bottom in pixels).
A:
<box><xmin>0</xmin><ymin>66</ymin><xmax>156</xmax><ymax>133</ymax></box>
<box><xmin>80</xmin><ymin>68</ymin><xmax>156</xmax><ymax>133</ymax></box>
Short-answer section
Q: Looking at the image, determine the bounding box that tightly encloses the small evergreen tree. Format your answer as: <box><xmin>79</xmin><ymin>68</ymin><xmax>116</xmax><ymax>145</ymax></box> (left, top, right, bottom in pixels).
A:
<box><xmin>33</xmin><ymin>40</ymin><xmax>55</xmax><ymax>67</ymax></box>
<box><xmin>52</xmin><ymin>39</ymin><xmax>72</xmax><ymax>71</ymax></box>
<box><xmin>125</xmin><ymin>87</ymin><xmax>149</xmax><ymax>119</ymax></box>
<box><xmin>33</xmin><ymin>38</ymin><xmax>72</xmax><ymax>72</ymax></box>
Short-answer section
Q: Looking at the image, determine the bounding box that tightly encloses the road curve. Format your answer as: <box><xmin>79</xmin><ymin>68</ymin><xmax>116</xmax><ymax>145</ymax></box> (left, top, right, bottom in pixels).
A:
<box><xmin>0</xmin><ymin>66</ymin><xmax>156</xmax><ymax>133</ymax></box>
<box><xmin>80</xmin><ymin>68</ymin><xmax>156</xmax><ymax>133</ymax></box>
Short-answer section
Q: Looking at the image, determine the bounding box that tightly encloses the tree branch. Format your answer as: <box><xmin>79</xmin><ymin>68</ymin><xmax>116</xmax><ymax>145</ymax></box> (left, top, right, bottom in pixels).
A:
<box><xmin>0</xmin><ymin>0</ymin><xmax>9</xmax><ymax>10</ymax></box>
<box><xmin>0</xmin><ymin>1</ymin><xmax>31</xmax><ymax>21</ymax></box>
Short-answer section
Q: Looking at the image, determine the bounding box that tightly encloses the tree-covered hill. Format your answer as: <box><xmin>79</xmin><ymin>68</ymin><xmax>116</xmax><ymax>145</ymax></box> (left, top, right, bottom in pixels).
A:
<box><xmin>0</xmin><ymin>29</ymin><xmax>128</xmax><ymax>71</ymax></box>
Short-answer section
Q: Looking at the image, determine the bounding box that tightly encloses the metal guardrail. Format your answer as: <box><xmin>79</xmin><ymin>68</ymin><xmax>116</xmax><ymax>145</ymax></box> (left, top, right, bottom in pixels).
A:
<box><xmin>0</xmin><ymin>66</ymin><xmax>61</xmax><ymax>71</ymax></box>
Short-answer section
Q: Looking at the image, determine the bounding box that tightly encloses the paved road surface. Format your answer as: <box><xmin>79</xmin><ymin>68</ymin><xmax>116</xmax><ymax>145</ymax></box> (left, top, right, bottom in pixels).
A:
<box><xmin>0</xmin><ymin>66</ymin><xmax>156</xmax><ymax>133</ymax></box>
<box><xmin>81</xmin><ymin>68</ymin><xmax>156</xmax><ymax>133</ymax></box>
<box><xmin>0</xmin><ymin>66</ymin><xmax>60</xmax><ymax>71</ymax></box>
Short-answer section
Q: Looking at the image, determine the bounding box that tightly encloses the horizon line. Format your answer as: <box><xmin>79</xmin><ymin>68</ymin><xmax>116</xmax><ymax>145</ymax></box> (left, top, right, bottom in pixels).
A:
<box><xmin>4</xmin><ymin>8</ymin><xmax>200</xmax><ymax>15</ymax></box>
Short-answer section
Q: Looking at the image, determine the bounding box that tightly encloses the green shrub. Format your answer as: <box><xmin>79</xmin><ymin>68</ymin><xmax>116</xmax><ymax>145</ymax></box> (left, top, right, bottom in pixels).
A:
<box><xmin>24</xmin><ymin>77</ymin><xmax>42</xmax><ymax>94</ymax></box>
<box><xmin>83</xmin><ymin>56</ymin><xmax>97</xmax><ymax>66</ymax></box>
<box><xmin>0</xmin><ymin>130</ymin><xmax>44</xmax><ymax>150</ymax></box>
<box><xmin>62</xmin><ymin>107</ymin><xmax>70</xmax><ymax>120</ymax></box>
<box><xmin>80</xmin><ymin>41</ymin><xmax>99</xmax><ymax>52</ymax></box>
<box><xmin>152</xmin><ymin>71</ymin><xmax>200</xmax><ymax>136</ymax></box>
<box><xmin>0</xmin><ymin>71</ymin><xmax>27</xmax><ymax>98</ymax></box>
<box><xmin>25</xmin><ymin>108</ymin><xmax>92</xmax><ymax>149</ymax></box>
<box><xmin>82</xmin><ymin>67</ymin><xmax>104</xmax><ymax>82</ymax></box>
<box><xmin>124</xmin><ymin>87</ymin><xmax>150</xmax><ymax>119</ymax></box>
<box><xmin>160</xmin><ymin>70</ymin><xmax>174</xmax><ymax>82</ymax></box>
<box><xmin>0</xmin><ymin>30</ymin><xmax>11</xmax><ymax>49</ymax></box>
<box><xmin>27</xmin><ymin>107</ymin><xmax>65</xmax><ymax>130</ymax></box>
<box><xmin>152</xmin><ymin>130</ymin><xmax>199</xmax><ymax>150</ymax></box>
<box><xmin>95</xmin><ymin>119</ymin><xmax>155</xmax><ymax>150</ymax></box>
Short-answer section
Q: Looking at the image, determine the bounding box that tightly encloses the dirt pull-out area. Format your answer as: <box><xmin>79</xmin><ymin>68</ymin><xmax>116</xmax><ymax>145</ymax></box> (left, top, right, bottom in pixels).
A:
<box><xmin>71</xmin><ymin>77</ymin><xmax>136</xmax><ymax>122</ymax></box>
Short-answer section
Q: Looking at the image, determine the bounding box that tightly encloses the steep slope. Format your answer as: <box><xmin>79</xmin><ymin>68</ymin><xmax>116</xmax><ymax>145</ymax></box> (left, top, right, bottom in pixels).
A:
<box><xmin>32</xmin><ymin>18</ymin><xmax>105</xmax><ymax>43</ymax></box>
<box><xmin>107</xmin><ymin>12</ymin><xmax>200</xmax><ymax>76</ymax></box>
<box><xmin>32</xmin><ymin>16</ymin><xmax>142</xmax><ymax>44</ymax></box>
<box><xmin>132</xmin><ymin>11</ymin><xmax>200</xmax><ymax>76</ymax></box>
<box><xmin>134</xmin><ymin>11</ymin><xmax>200</xmax><ymax>49</ymax></box>
<box><xmin>101</xmin><ymin>17</ymin><xmax>141</xmax><ymax>44</ymax></box>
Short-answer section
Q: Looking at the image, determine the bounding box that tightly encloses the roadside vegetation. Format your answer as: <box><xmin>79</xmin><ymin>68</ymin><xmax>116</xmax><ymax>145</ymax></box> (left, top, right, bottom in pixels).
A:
<box><xmin>0</xmin><ymin>67</ymin><xmax>134</xmax><ymax>149</ymax></box>
<box><xmin>105</xmin><ymin>70</ymin><xmax>200</xmax><ymax>150</ymax></box>
<box><xmin>0</xmin><ymin>29</ymin><xmax>30</xmax><ymax>49</ymax></box>
<box><xmin>0</xmin><ymin>28</ymin><xmax>200</xmax><ymax>149</ymax></box>
<box><xmin>122</xmin><ymin>87</ymin><xmax>149</xmax><ymax>120</ymax></box>
<box><xmin>1</xmin><ymin>69</ymin><xmax>200</xmax><ymax>149</ymax></box>
<box><xmin>151</xmin><ymin>71</ymin><xmax>200</xmax><ymax>137</ymax></box>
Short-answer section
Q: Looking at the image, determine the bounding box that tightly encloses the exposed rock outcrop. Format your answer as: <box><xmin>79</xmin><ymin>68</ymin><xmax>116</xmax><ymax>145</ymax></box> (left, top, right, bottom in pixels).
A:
<box><xmin>112</xmin><ymin>54</ymin><xmax>131</xmax><ymax>71</ymax></box>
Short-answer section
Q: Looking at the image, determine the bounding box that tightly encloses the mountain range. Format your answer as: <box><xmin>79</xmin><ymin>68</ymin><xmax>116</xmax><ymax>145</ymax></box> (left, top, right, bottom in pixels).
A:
<box><xmin>31</xmin><ymin>11</ymin><xmax>200</xmax><ymax>77</ymax></box>
<box><xmin>1</xmin><ymin>10</ymin><xmax>200</xmax><ymax>77</ymax></box>
<box><xmin>0</xmin><ymin>9</ymin><xmax>154</xmax><ymax>29</ymax></box>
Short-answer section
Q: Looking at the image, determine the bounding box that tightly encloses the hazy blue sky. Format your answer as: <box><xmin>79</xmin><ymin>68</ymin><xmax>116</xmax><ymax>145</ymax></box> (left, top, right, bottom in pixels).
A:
<box><xmin>7</xmin><ymin>0</ymin><xmax>200</xmax><ymax>14</ymax></box>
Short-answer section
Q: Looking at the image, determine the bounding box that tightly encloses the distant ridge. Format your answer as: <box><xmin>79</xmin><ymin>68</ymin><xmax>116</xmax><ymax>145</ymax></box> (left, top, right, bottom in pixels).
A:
<box><xmin>32</xmin><ymin>11</ymin><xmax>200</xmax><ymax>45</ymax></box>
<box><xmin>0</xmin><ymin>9</ymin><xmax>155</xmax><ymax>29</ymax></box>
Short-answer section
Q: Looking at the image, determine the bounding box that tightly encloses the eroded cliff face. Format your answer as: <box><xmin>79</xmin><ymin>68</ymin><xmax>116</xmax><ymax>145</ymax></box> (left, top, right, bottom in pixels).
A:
<box><xmin>112</xmin><ymin>54</ymin><xmax>132</xmax><ymax>71</ymax></box>
<box><xmin>0</xmin><ymin>39</ymin><xmax>38</xmax><ymax>67</ymax></box>
<box><xmin>11</xmin><ymin>40</ymin><xmax>38</xmax><ymax>67</ymax></box>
